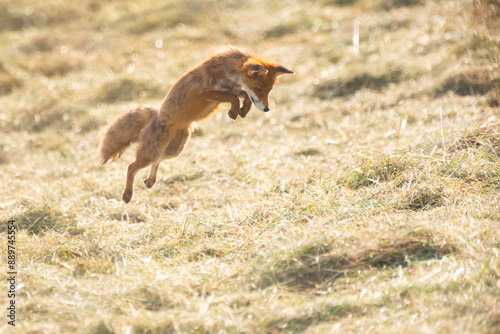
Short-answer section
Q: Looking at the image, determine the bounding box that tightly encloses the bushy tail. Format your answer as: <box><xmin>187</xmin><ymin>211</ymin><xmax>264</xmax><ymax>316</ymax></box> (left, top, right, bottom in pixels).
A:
<box><xmin>99</xmin><ymin>105</ymin><xmax>158</xmax><ymax>164</ymax></box>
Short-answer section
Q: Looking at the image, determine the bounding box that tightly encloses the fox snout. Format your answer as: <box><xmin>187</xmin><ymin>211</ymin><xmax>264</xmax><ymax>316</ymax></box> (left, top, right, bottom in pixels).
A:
<box><xmin>248</xmin><ymin>94</ymin><xmax>269</xmax><ymax>112</ymax></box>
<box><xmin>253</xmin><ymin>99</ymin><xmax>269</xmax><ymax>112</ymax></box>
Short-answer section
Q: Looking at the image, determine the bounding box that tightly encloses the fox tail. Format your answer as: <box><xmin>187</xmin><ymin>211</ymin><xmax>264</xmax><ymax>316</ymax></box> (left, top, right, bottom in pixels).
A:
<box><xmin>98</xmin><ymin>105</ymin><xmax>157</xmax><ymax>164</ymax></box>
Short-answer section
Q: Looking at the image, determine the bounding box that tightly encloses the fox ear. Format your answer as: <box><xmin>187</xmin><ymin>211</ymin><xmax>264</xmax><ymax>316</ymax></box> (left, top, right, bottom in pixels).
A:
<box><xmin>275</xmin><ymin>65</ymin><xmax>294</xmax><ymax>76</ymax></box>
<box><xmin>248</xmin><ymin>64</ymin><xmax>268</xmax><ymax>77</ymax></box>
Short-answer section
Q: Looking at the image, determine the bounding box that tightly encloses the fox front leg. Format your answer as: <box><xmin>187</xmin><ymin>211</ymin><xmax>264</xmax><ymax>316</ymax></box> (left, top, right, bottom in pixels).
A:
<box><xmin>239</xmin><ymin>91</ymin><xmax>252</xmax><ymax>118</ymax></box>
<box><xmin>228</xmin><ymin>106</ymin><xmax>240</xmax><ymax>120</ymax></box>
<box><xmin>202</xmin><ymin>91</ymin><xmax>241</xmax><ymax>120</ymax></box>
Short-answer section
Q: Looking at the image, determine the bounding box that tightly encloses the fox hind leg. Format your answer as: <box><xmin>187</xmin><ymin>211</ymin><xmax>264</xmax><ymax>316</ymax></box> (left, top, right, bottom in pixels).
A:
<box><xmin>143</xmin><ymin>126</ymin><xmax>192</xmax><ymax>190</ymax></box>
<box><xmin>163</xmin><ymin>127</ymin><xmax>192</xmax><ymax>159</ymax></box>
<box><xmin>122</xmin><ymin>121</ymin><xmax>172</xmax><ymax>203</ymax></box>
<box><xmin>144</xmin><ymin>161</ymin><xmax>160</xmax><ymax>189</ymax></box>
<box><xmin>123</xmin><ymin>158</ymin><xmax>154</xmax><ymax>203</ymax></box>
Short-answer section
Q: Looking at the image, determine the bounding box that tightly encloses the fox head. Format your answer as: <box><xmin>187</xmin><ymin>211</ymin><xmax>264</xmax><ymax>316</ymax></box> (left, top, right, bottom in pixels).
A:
<box><xmin>240</xmin><ymin>61</ymin><xmax>294</xmax><ymax>112</ymax></box>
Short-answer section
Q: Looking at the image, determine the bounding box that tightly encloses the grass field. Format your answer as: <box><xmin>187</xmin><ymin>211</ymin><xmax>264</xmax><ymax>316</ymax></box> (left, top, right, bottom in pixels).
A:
<box><xmin>1</xmin><ymin>0</ymin><xmax>499</xmax><ymax>333</ymax></box>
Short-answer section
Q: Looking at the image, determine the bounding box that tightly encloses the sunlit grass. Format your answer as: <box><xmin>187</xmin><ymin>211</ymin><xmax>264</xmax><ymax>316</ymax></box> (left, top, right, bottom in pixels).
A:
<box><xmin>0</xmin><ymin>0</ymin><xmax>499</xmax><ymax>333</ymax></box>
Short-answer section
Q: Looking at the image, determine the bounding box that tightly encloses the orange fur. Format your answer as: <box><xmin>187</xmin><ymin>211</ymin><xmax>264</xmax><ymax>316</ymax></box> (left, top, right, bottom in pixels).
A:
<box><xmin>98</xmin><ymin>46</ymin><xmax>293</xmax><ymax>203</ymax></box>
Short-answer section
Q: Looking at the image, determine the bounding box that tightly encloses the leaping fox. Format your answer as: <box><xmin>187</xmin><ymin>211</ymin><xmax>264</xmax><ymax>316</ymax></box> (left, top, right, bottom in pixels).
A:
<box><xmin>98</xmin><ymin>46</ymin><xmax>293</xmax><ymax>203</ymax></box>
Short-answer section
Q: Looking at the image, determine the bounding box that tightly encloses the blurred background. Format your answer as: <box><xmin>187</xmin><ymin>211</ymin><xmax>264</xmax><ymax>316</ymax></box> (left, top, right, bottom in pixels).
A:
<box><xmin>1</xmin><ymin>0</ymin><xmax>499</xmax><ymax>333</ymax></box>
<box><xmin>0</xmin><ymin>0</ymin><xmax>498</xmax><ymax>138</ymax></box>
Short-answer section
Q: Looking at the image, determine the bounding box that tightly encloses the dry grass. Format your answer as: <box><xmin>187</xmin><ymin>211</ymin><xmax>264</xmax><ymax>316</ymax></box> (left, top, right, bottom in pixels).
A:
<box><xmin>255</xmin><ymin>229</ymin><xmax>457</xmax><ymax>290</ymax></box>
<box><xmin>1</xmin><ymin>0</ymin><xmax>499</xmax><ymax>333</ymax></box>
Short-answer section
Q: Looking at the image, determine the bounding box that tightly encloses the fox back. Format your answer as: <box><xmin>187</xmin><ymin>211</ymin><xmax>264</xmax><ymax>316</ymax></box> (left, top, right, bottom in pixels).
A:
<box><xmin>160</xmin><ymin>47</ymin><xmax>294</xmax><ymax>124</ymax></box>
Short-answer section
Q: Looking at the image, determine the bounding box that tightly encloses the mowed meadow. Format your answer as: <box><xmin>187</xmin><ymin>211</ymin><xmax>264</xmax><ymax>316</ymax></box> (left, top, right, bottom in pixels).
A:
<box><xmin>1</xmin><ymin>0</ymin><xmax>499</xmax><ymax>332</ymax></box>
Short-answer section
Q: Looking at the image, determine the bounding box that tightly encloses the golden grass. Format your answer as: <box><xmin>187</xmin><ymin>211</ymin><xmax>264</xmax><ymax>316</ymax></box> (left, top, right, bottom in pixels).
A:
<box><xmin>0</xmin><ymin>0</ymin><xmax>499</xmax><ymax>333</ymax></box>
<box><xmin>255</xmin><ymin>228</ymin><xmax>457</xmax><ymax>289</ymax></box>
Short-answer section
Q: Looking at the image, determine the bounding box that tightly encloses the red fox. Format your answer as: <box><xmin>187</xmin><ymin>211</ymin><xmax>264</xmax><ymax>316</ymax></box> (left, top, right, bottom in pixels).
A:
<box><xmin>99</xmin><ymin>46</ymin><xmax>293</xmax><ymax>203</ymax></box>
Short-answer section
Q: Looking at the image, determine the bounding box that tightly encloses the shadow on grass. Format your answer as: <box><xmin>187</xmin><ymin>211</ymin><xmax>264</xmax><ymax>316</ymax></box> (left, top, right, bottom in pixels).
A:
<box><xmin>314</xmin><ymin>70</ymin><xmax>404</xmax><ymax>99</ymax></box>
<box><xmin>377</xmin><ymin>0</ymin><xmax>423</xmax><ymax>10</ymax></box>
<box><xmin>322</xmin><ymin>0</ymin><xmax>358</xmax><ymax>6</ymax></box>
<box><xmin>339</xmin><ymin>156</ymin><xmax>413</xmax><ymax>189</ymax></box>
<box><xmin>163</xmin><ymin>170</ymin><xmax>205</xmax><ymax>185</ymax></box>
<box><xmin>5</xmin><ymin>206</ymin><xmax>81</xmax><ymax>235</ymax></box>
<box><xmin>13</xmin><ymin>103</ymin><xmax>99</xmax><ymax>133</ymax></box>
<box><xmin>437</xmin><ymin>123</ymin><xmax>500</xmax><ymax>187</ymax></box>
<box><xmin>125</xmin><ymin>285</ymin><xmax>178</xmax><ymax>311</ymax></box>
<box><xmin>448</xmin><ymin>124</ymin><xmax>500</xmax><ymax>152</ymax></box>
<box><xmin>257</xmin><ymin>230</ymin><xmax>457</xmax><ymax>290</ymax></box>
<box><xmin>323</xmin><ymin>0</ymin><xmax>422</xmax><ymax>9</ymax></box>
<box><xmin>265</xmin><ymin>302</ymin><xmax>367</xmax><ymax>333</ymax></box>
<box><xmin>263</xmin><ymin>16</ymin><xmax>312</xmax><ymax>39</ymax></box>
<box><xmin>112</xmin><ymin>2</ymin><xmax>212</xmax><ymax>34</ymax></box>
<box><xmin>0</xmin><ymin>5</ymin><xmax>79</xmax><ymax>32</ymax></box>
<box><xmin>95</xmin><ymin>78</ymin><xmax>164</xmax><ymax>104</ymax></box>
<box><xmin>395</xmin><ymin>184</ymin><xmax>445</xmax><ymax>211</ymax></box>
<box><xmin>436</xmin><ymin>69</ymin><xmax>500</xmax><ymax>97</ymax></box>
<box><xmin>109</xmin><ymin>212</ymin><xmax>145</xmax><ymax>224</ymax></box>
<box><xmin>0</xmin><ymin>70</ymin><xmax>23</xmax><ymax>96</ymax></box>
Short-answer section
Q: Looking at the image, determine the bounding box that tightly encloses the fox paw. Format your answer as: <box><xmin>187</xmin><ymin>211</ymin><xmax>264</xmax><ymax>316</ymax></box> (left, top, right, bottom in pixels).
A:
<box><xmin>228</xmin><ymin>110</ymin><xmax>238</xmax><ymax>120</ymax></box>
<box><xmin>144</xmin><ymin>178</ymin><xmax>155</xmax><ymax>189</ymax></box>
<box><xmin>240</xmin><ymin>99</ymin><xmax>252</xmax><ymax>118</ymax></box>
<box><xmin>122</xmin><ymin>190</ymin><xmax>133</xmax><ymax>204</ymax></box>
